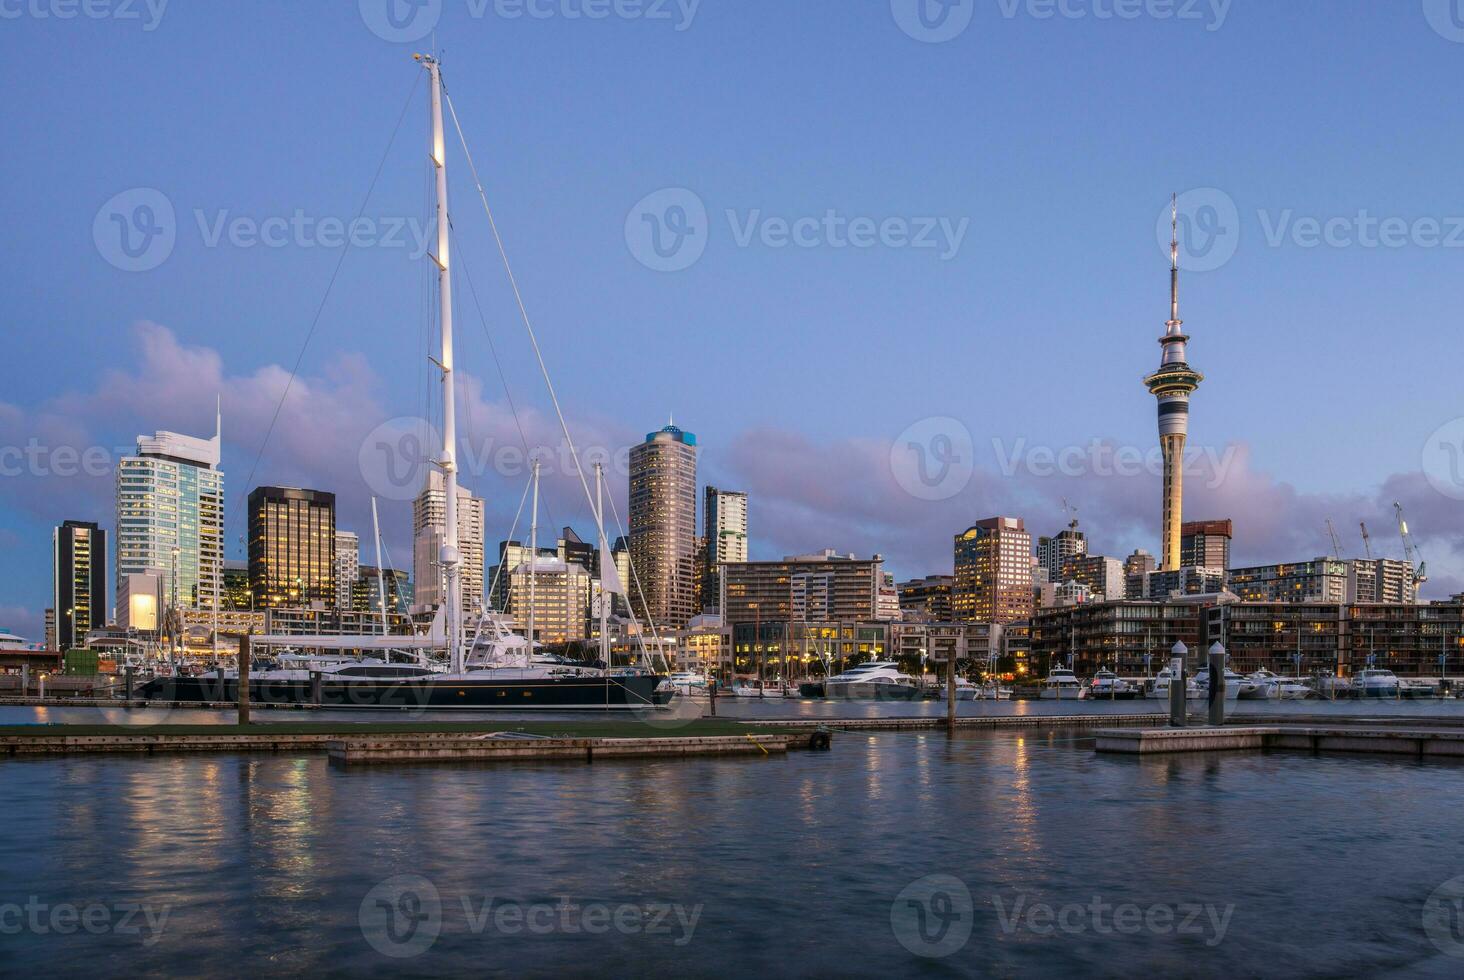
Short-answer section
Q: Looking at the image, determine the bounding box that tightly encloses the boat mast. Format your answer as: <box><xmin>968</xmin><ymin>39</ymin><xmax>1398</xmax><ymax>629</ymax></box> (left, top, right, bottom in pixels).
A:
<box><xmin>371</xmin><ymin>497</ymin><xmax>388</xmax><ymax>638</ymax></box>
<box><xmin>596</xmin><ymin>462</ymin><xmax>609</xmax><ymax>670</ymax></box>
<box><xmin>527</xmin><ymin>457</ymin><xmax>540</xmax><ymax>654</ymax></box>
<box><xmin>418</xmin><ymin>53</ymin><xmax>462</xmax><ymax>674</ymax></box>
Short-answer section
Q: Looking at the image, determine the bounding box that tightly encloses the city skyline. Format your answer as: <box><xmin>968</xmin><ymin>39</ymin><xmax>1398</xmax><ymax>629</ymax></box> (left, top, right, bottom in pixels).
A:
<box><xmin>5</xmin><ymin>5</ymin><xmax>1464</xmax><ymax>638</ymax></box>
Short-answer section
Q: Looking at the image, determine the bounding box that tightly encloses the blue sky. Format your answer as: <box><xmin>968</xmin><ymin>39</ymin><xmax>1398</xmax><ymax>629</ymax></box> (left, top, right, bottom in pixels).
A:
<box><xmin>3</xmin><ymin>1</ymin><xmax>1464</xmax><ymax>636</ymax></box>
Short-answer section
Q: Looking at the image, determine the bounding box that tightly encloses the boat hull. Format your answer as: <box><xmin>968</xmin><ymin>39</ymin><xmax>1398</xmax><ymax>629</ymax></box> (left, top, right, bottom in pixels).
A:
<box><xmin>824</xmin><ymin>681</ymin><xmax>920</xmax><ymax>701</ymax></box>
<box><xmin>140</xmin><ymin>674</ymin><xmax>672</xmax><ymax>711</ymax></box>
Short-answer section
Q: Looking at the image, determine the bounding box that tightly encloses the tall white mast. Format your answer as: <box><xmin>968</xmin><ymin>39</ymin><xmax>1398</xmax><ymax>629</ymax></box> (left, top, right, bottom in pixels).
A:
<box><xmin>596</xmin><ymin>462</ymin><xmax>609</xmax><ymax>669</ymax></box>
<box><xmin>417</xmin><ymin>53</ymin><xmax>462</xmax><ymax>673</ymax></box>
<box><xmin>371</xmin><ymin>497</ymin><xmax>389</xmax><ymax>638</ymax></box>
<box><xmin>528</xmin><ymin>458</ymin><xmax>540</xmax><ymax>649</ymax></box>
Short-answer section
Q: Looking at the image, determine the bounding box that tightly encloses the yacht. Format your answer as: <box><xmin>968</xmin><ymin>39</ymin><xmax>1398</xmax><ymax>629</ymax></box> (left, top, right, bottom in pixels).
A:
<box><xmin>824</xmin><ymin>662</ymin><xmax>921</xmax><ymax>701</ymax></box>
<box><xmin>1145</xmin><ymin>666</ymin><xmax>1199</xmax><ymax>700</ymax></box>
<box><xmin>1039</xmin><ymin>665</ymin><xmax>1083</xmax><ymax>700</ymax></box>
<box><xmin>1193</xmin><ymin>667</ymin><xmax>1245</xmax><ymax>701</ymax></box>
<box><xmin>1314</xmin><ymin>674</ymin><xmax>1352</xmax><ymax>699</ymax></box>
<box><xmin>1083</xmin><ymin>669</ymin><xmax>1137</xmax><ymax>700</ymax></box>
<box><xmin>1399</xmin><ymin>677</ymin><xmax>1441</xmax><ymax>699</ymax></box>
<box><xmin>938</xmin><ymin>677</ymin><xmax>979</xmax><ymax>701</ymax></box>
<box><xmin>976</xmin><ymin>680</ymin><xmax>1014</xmax><ymax>701</ymax></box>
<box><xmin>1350</xmin><ymin>668</ymin><xmax>1401</xmax><ymax>699</ymax></box>
<box><xmin>729</xmin><ymin>679</ymin><xmax>799</xmax><ymax>699</ymax></box>
<box><xmin>1241</xmin><ymin>670</ymin><xmax>1282</xmax><ymax>700</ymax></box>
<box><xmin>666</xmin><ymin>671</ymin><xmax>711</xmax><ymax>697</ymax></box>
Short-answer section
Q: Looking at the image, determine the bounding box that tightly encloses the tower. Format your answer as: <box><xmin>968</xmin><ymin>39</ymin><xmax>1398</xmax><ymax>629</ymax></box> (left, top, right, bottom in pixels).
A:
<box><xmin>1144</xmin><ymin>196</ymin><xmax>1205</xmax><ymax>571</ymax></box>
<box><xmin>628</xmin><ymin>421</ymin><xmax>698</xmax><ymax>629</ymax></box>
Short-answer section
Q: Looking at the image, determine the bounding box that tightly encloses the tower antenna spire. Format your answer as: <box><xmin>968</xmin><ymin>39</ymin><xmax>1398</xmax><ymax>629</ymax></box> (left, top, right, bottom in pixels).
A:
<box><xmin>1169</xmin><ymin>193</ymin><xmax>1181</xmax><ymax>330</ymax></box>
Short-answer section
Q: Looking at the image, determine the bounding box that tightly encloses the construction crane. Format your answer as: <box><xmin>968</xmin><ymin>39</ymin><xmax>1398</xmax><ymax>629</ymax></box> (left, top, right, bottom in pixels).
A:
<box><xmin>1060</xmin><ymin>497</ymin><xmax>1080</xmax><ymax>532</ymax></box>
<box><xmin>1359</xmin><ymin>522</ymin><xmax>1373</xmax><ymax>560</ymax></box>
<box><xmin>1394</xmin><ymin>502</ymin><xmax>1428</xmax><ymax>587</ymax></box>
<box><xmin>1325</xmin><ymin>519</ymin><xmax>1343</xmax><ymax>560</ymax></box>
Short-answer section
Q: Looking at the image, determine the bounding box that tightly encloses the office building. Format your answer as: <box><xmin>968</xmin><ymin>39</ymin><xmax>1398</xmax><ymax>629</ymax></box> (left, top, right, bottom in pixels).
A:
<box><xmin>355</xmin><ymin>566</ymin><xmax>412</xmax><ymax>616</ymax></box>
<box><xmin>898</xmin><ymin>575</ymin><xmax>955</xmax><ymax>623</ymax></box>
<box><xmin>721</xmin><ymin>552</ymin><xmax>884</xmax><ymax>627</ymax></box>
<box><xmin>1036</xmin><ymin>526</ymin><xmax>1086</xmax><ymax>585</ymax></box>
<box><xmin>412</xmin><ymin>469</ymin><xmax>486</xmax><ymax>613</ymax></box>
<box><xmin>247</xmin><ymin>486</ymin><xmax>336</xmax><ymax>608</ymax></box>
<box><xmin>953</xmin><ymin>517</ymin><xmax>1033</xmax><ymax>624</ymax></box>
<box><xmin>52</xmin><ymin>520</ymin><xmax>106</xmax><ymax>650</ymax></box>
<box><xmin>628</xmin><ymin>422</ymin><xmax>698</xmax><ymax>629</ymax></box>
<box><xmin>1060</xmin><ymin>555</ymin><xmax>1126</xmax><ymax>602</ymax></box>
<box><xmin>1124</xmin><ymin>549</ymin><xmax>1157</xmax><ymax>599</ymax></box>
<box><xmin>509</xmin><ymin>557</ymin><xmax>593</xmax><ymax>644</ymax></box>
<box><xmin>1138</xmin><ymin>566</ymin><xmax>1227</xmax><ymax>600</ymax></box>
<box><xmin>115</xmin><ymin>412</ymin><xmax>224</xmax><ymax>612</ymax></box>
<box><xmin>1181</xmin><ymin>519</ymin><xmax>1233</xmax><ymax>570</ymax></box>
<box><xmin>334</xmin><ymin>530</ymin><xmax>359</xmax><ymax>610</ymax></box>
<box><xmin>702</xmin><ymin>486</ymin><xmax>748</xmax><ymax>610</ymax></box>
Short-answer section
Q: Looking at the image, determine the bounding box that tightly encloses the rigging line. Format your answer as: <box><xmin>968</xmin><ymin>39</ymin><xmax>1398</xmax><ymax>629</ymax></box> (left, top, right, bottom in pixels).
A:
<box><xmin>450</xmin><ymin>223</ymin><xmax>561</xmax><ymax>536</ymax></box>
<box><xmin>231</xmin><ymin>72</ymin><xmax>423</xmax><ymax>545</ymax></box>
<box><xmin>485</xmin><ymin>471</ymin><xmax>534</xmax><ymax>612</ymax></box>
<box><xmin>441</xmin><ymin>86</ymin><xmax>613</xmax><ymax>595</ymax></box>
<box><xmin>602</xmin><ymin>485</ymin><xmax>666</xmax><ymax>671</ymax></box>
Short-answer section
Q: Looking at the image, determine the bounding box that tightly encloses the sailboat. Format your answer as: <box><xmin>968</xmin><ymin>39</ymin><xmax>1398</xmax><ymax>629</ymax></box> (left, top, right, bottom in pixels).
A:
<box><xmin>144</xmin><ymin>55</ymin><xmax>670</xmax><ymax>711</ymax></box>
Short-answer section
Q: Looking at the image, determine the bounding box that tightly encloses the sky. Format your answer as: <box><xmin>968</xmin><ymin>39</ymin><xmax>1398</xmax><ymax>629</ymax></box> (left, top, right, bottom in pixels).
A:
<box><xmin>2</xmin><ymin>0</ymin><xmax>1464</xmax><ymax>638</ymax></box>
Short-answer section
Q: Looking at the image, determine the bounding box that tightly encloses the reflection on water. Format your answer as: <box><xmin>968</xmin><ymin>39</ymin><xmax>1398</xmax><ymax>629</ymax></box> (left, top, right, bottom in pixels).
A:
<box><xmin>3</xmin><ymin>729</ymin><xmax>1463</xmax><ymax>977</ymax></box>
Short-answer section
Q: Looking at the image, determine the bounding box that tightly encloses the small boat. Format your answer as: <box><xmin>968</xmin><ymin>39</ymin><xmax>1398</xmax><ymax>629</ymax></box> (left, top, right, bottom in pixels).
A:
<box><xmin>824</xmin><ymin>662</ymin><xmax>921</xmax><ymax>701</ymax></box>
<box><xmin>728</xmin><ymin>680</ymin><xmax>798</xmax><ymax>699</ymax></box>
<box><xmin>1241</xmin><ymin>670</ymin><xmax>1281</xmax><ymax>700</ymax></box>
<box><xmin>1145</xmin><ymin>666</ymin><xmax>1199</xmax><ymax>700</ymax></box>
<box><xmin>1083</xmin><ymin>668</ymin><xmax>1138</xmax><ymax>700</ymax></box>
<box><xmin>1399</xmin><ymin>677</ymin><xmax>1441</xmax><ymax>699</ymax></box>
<box><xmin>1039</xmin><ymin>666</ymin><xmax>1083</xmax><ymax>700</ymax></box>
<box><xmin>1350</xmin><ymin>668</ymin><xmax>1401</xmax><ymax>699</ymax></box>
<box><xmin>976</xmin><ymin>681</ymin><xmax>1013</xmax><ymax>700</ymax></box>
<box><xmin>667</xmin><ymin>671</ymin><xmax>712</xmax><ymax>698</ymax></box>
<box><xmin>937</xmin><ymin>677</ymin><xmax>980</xmax><ymax>701</ymax></box>
<box><xmin>1315</xmin><ymin>674</ymin><xmax>1352</xmax><ymax>699</ymax></box>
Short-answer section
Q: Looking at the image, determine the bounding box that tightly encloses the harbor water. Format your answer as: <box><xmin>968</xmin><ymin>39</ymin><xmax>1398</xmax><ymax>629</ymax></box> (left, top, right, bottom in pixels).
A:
<box><xmin>3</xmin><ymin>701</ymin><xmax>1464</xmax><ymax>976</ymax></box>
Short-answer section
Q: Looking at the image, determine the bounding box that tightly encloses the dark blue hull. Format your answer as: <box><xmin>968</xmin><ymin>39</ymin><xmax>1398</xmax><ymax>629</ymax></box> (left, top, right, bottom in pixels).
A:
<box><xmin>140</xmin><ymin>674</ymin><xmax>671</xmax><ymax>711</ymax></box>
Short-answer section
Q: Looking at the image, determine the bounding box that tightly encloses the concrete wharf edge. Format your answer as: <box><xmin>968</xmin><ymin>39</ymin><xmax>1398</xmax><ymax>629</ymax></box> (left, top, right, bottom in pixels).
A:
<box><xmin>756</xmin><ymin>713</ymin><xmax>1169</xmax><ymax>732</ymax></box>
<box><xmin>1095</xmin><ymin>725</ymin><xmax>1464</xmax><ymax>758</ymax></box>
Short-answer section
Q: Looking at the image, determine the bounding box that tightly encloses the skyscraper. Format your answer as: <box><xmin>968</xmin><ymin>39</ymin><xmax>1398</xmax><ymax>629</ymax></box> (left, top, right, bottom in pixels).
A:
<box><xmin>52</xmin><ymin>520</ymin><xmax>106</xmax><ymax>650</ymax></box>
<box><xmin>953</xmin><ymin>517</ymin><xmax>1034</xmax><ymax>625</ymax></box>
<box><xmin>1180</xmin><ymin>519</ymin><xmax>1232</xmax><ymax>570</ymax></box>
<box><xmin>247</xmin><ymin>487</ymin><xmax>336</xmax><ymax>607</ymax></box>
<box><xmin>702</xmin><ymin>486</ymin><xmax>748</xmax><ymax>611</ymax></box>
<box><xmin>334</xmin><ymin>530</ymin><xmax>359</xmax><ymax>609</ymax></box>
<box><xmin>116</xmin><ymin>412</ymin><xmax>224</xmax><ymax>613</ymax></box>
<box><xmin>1144</xmin><ymin>197</ymin><xmax>1205</xmax><ymax>571</ymax></box>
<box><xmin>1036</xmin><ymin>526</ymin><xmax>1087</xmax><ymax>585</ymax></box>
<box><xmin>413</xmin><ymin>469</ymin><xmax>485</xmax><ymax>613</ymax></box>
<box><xmin>628</xmin><ymin>422</ymin><xmax>698</xmax><ymax>629</ymax></box>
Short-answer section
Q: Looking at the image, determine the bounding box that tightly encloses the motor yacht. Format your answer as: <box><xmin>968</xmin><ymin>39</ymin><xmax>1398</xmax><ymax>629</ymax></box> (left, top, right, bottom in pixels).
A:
<box><xmin>824</xmin><ymin>662</ymin><xmax>921</xmax><ymax>701</ymax></box>
<box><xmin>1039</xmin><ymin>665</ymin><xmax>1083</xmax><ymax>700</ymax></box>
<box><xmin>1145</xmin><ymin>666</ymin><xmax>1199</xmax><ymax>700</ymax></box>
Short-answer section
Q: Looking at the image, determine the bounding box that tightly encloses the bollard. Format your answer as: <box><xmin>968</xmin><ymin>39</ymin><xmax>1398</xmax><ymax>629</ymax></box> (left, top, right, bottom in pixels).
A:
<box><xmin>1208</xmin><ymin>642</ymin><xmax>1226</xmax><ymax>727</ymax></box>
<box><xmin>1168</xmin><ymin>642</ymin><xmax>1188</xmax><ymax>727</ymax></box>
<box><xmin>310</xmin><ymin>670</ymin><xmax>323</xmax><ymax>707</ymax></box>
<box><xmin>945</xmin><ymin>652</ymin><xmax>957</xmax><ymax>736</ymax></box>
<box><xmin>708</xmin><ymin>678</ymin><xmax>717</xmax><ymax>716</ymax></box>
<box><xmin>238</xmin><ymin>633</ymin><xmax>251</xmax><ymax>726</ymax></box>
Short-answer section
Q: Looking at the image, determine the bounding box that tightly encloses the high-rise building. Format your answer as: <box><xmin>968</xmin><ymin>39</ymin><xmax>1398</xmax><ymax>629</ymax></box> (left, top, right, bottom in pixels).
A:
<box><xmin>509</xmin><ymin>557</ymin><xmax>593</xmax><ymax>644</ymax></box>
<box><xmin>412</xmin><ymin>469</ymin><xmax>486</xmax><ymax>613</ymax></box>
<box><xmin>1228</xmin><ymin>559</ymin><xmax>1347</xmax><ymax>603</ymax></box>
<box><xmin>1347</xmin><ymin>558</ymin><xmax>1418</xmax><ymax>605</ymax></box>
<box><xmin>247</xmin><ymin>487</ymin><xmax>337</xmax><ymax>608</ymax></box>
<box><xmin>897</xmin><ymin>575</ymin><xmax>955</xmax><ymax>622</ymax></box>
<box><xmin>628</xmin><ymin>422</ymin><xmax>698</xmax><ymax>629</ymax></box>
<box><xmin>1060</xmin><ymin>554</ymin><xmax>1126</xmax><ymax>602</ymax></box>
<box><xmin>116</xmin><ymin>412</ymin><xmax>224</xmax><ymax>613</ymax></box>
<box><xmin>1144</xmin><ymin>199</ymin><xmax>1205</xmax><ymax>570</ymax></box>
<box><xmin>953</xmin><ymin>518</ymin><xmax>1034</xmax><ymax>625</ymax></box>
<box><xmin>52</xmin><ymin>520</ymin><xmax>106</xmax><ymax>650</ymax></box>
<box><xmin>1036</xmin><ymin>527</ymin><xmax>1087</xmax><ymax>584</ymax></box>
<box><xmin>1181</xmin><ymin>519</ymin><xmax>1232</xmax><ymax>571</ymax></box>
<box><xmin>1124</xmin><ymin>549</ymin><xmax>1157</xmax><ymax>599</ymax></box>
<box><xmin>334</xmin><ymin>530</ymin><xmax>360</xmax><ymax>610</ymax></box>
<box><xmin>355</xmin><ymin>566</ymin><xmax>412</xmax><ymax>616</ymax></box>
<box><xmin>701</xmin><ymin>486</ymin><xmax>748</xmax><ymax>611</ymax></box>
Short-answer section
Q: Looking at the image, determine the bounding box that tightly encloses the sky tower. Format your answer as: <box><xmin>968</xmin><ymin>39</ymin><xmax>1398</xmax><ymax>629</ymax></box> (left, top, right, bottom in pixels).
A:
<box><xmin>1145</xmin><ymin>196</ymin><xmax>1205</xmax><ymax>571</ymax></box>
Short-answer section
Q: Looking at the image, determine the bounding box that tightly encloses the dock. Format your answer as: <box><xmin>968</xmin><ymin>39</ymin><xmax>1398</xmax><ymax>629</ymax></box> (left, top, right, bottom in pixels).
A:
<box><xmin>0</xmin><ymin>719</ymin><xmax>832</xmax><ymax>762</ymax></box>
<box><xmin>1096</xmin><ymin>722</ymin><xmax>1464</xmax><ymax>758</ymax></box>
<box><xmin>756</xmin><ymin>713</ymin><xmax>1168</xmax><ymax>732</ymax></box>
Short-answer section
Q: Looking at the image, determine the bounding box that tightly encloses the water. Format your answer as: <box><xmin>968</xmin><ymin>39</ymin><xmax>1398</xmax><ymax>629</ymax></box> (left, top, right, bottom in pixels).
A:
<box><xmin>4</xmin><ymin>715</ymin><xmax>1464</xmax><ymax>977</ymax></box>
